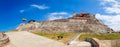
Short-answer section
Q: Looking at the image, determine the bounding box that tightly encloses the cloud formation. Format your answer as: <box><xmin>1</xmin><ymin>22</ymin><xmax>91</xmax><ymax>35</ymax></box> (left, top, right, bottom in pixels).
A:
<box><xmin>100</xmin><ymin>0</ymin><xmax>120</xmax><ymax>14</ymax></box>
<box><xmin>31</xmin><ymin>4</ymin><xmax>49</xmax><ymax>10</ymax></box>
<box><xmin>96</xmin><ymin>0</ymin><xmax>120</xmax><ymax>31</ymax></box>
<box><xmin>47</xmin><ymin>12</ymin><xmax>72</xmax><ymax>20</ymax></box>
<box><xmin>19</xmin><ymin>4</ymin><xmax>49</xmax><ymax>13</ymax></box>
<box><xmin>96</xmin><ymin>14</ymin><xmax>120</xmax><ymax>30</ymax></box>
<box><xmin>20</xmin><ymin>10</ymin><xmax>25</xmax><ymax>13</ymax></box>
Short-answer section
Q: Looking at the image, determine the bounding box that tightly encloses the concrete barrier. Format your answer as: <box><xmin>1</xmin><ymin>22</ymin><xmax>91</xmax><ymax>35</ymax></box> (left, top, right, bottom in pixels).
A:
<box><xmin>85</xmin><ymin>38</ymin><xmax>120</xmax><ymax>47</ymax></box>
<box><xmin>111</xmin><ymin>40</ymin><xmax>120</xmax><ymax>47</ymax></box>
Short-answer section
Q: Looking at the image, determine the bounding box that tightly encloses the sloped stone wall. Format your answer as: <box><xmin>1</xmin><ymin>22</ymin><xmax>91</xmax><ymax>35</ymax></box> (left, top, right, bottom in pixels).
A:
<box><xmin>16</xmin><ymin>13</ymin><xmax>113</xmax><ymax>33</ymax></box>
<box><xmin>0</xmin><ymin>32</ymin><xmax>9</xmax><ymax>47</ymax></box>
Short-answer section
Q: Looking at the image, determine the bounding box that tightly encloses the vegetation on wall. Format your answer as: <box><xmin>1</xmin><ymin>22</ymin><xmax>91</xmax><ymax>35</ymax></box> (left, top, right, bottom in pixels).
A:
<box><xmin>79</xmin><ymin>33</ymin><xmax>120</xmax><ymax>40</ymax></box>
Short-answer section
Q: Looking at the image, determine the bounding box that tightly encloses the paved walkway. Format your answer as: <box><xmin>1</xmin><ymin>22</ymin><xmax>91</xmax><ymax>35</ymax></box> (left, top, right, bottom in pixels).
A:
<box><xmin>68</xmin><ymin>41</ymin><xmax>91</xmax><ymax>47</ymax></box>
<box><xmin>68</xmin><ymin>33</ymin><xmax>81</xmax><ymax>45</ymax></box>
<box><xmin>5</xmin><ymin>31</ymin><xmax>68</xmax><ymax>47</ymax></box>
<box><xmin>67</xmin><ymin>33</ymin><xmax>91</xmax><ymax>47</ymax></box>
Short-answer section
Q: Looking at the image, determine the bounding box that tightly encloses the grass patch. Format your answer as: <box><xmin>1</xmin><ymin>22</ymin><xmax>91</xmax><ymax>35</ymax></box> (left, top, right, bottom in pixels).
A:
<box><xmin>8</xmin><ymin>30</ymin><xmax>18</xmax><ymax>32</ymax></box>
<box><xmin>32</xmin><ymin>32</ymin><xmax>77</xmax><ymax>42</ymax></box>
<box><xmin>79</xmin><ymin>33</ymin><xmax>120</xmax><ymax>40</ymax></box>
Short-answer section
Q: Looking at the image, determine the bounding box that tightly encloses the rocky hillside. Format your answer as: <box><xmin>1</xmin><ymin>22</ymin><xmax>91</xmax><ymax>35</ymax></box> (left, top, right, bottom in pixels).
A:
<box><xmin>16</xmin><ymin>13</ymin><xmax>113</xmax><ymax>33</ymax></box>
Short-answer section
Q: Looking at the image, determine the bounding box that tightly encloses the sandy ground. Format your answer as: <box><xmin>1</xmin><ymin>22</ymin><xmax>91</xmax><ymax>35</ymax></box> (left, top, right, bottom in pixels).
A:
<box><xmin>5</xmin><ymin>31</ymin><xmax>68</xmax><ymax>47</ymax></box>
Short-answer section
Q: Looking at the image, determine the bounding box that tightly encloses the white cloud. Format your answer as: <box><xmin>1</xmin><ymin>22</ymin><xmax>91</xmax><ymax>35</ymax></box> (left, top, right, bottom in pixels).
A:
<box><xmin>31</xmin><ymin>4</ymin><xmax>49</xmax><ymax>10</ymax></box>
<box><xmin>96</xmin><ymin>0</ymin><xmax>120</xmax><ymax>31</ymax></box>
<box><xmin>100</xmin><ymin>0</ymin><xmax>120</xmax><ymax>14</ymax></box>
<box><xmin>20</xmin><ymin>10</ymin><xmax>25</xmax><ymax>13</ymax></box>
<box><xmin>19</xmin><ymin>4</ymin><xmax>49</xmax><ymax>13</ymax></box>
<box><xmin>104</xmin><ymin>7</ymin><xmax>120</xmax><ymax>14</ymax></box>
<box><xmin>47</xmin><ymin>12</ymin><xmax>72</xmax><ymax>20</ymax></box>
<box><xmin>96</xmin><ymin>14</ymin><xmax>120</xmax><ymax>31</ymax></box>
<box><xmin>100</xmin><ymin>0</ymin><xmax>118</xmax><ymax>6</ymax></box>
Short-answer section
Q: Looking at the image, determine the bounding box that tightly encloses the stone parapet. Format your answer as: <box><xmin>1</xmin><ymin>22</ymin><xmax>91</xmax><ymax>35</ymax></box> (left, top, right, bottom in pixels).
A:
<box><xmin>0</xmin><ymin>33</ymin><xmax>10</xmax><ymax>47</ymax></box>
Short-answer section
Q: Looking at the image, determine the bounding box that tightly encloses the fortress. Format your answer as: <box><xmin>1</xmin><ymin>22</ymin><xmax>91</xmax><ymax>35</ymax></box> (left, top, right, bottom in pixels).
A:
<box><xmin>16</xmin><ymin>12</ymin><xmax>113</xmax><ymax>33</ymax></box>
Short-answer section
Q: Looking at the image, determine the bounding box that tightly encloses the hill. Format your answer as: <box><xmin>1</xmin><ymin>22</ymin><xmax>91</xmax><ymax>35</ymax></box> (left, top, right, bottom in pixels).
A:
<box><xmin>16</xmin><ymin>13</ymin><xmax>113</xmax><ymax>33</ymax></box>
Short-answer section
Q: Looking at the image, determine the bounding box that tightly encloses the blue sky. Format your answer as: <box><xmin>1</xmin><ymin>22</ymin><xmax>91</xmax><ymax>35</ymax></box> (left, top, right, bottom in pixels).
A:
<box><xmin>0</xmin><ymin>0</ymin><xmax>120</xmax><ymax>32</ymax></box>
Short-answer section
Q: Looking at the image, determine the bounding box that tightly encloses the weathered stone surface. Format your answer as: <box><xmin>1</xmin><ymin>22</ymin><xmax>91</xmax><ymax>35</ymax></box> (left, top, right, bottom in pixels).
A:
<box><xmin>0</xmin><ymin>32</ymin><xmax>9</xmax><ymax>47</ymax></box>
<box><xmin>101</xmin><ymin>40</ymin><xmax>120</xmax><ymax>47</ymax></box>
<box><xmin>16</xmin><ymin>13</ymin><xmax>113</xmax><ymax>33</ymax></box>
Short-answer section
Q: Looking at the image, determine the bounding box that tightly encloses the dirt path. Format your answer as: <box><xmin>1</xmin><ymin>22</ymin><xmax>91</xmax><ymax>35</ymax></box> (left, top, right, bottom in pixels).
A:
<box><xmin>5</xmin><ymin>31</ymin><xmax>68</xmax><ymax>47</ymax></box>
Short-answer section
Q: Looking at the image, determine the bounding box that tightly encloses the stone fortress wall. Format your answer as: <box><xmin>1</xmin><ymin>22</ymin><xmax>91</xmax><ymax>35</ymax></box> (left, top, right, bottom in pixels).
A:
<box><xmin>16</xmin><ymin>12</ymin><xmax>113</xmax><ymax>33</ymax></box>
